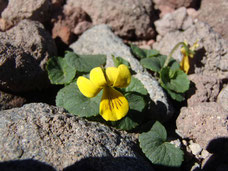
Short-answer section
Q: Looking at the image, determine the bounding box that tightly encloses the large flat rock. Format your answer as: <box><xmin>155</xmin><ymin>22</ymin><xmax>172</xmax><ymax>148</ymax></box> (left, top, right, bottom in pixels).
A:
<box><xmin>0</xmin><ymin>103</ymin><xmax>154</xmax><ymax>171</ymax></box>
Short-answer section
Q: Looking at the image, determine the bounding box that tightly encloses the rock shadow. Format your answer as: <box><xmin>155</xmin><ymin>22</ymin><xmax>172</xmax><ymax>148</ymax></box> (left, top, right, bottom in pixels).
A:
<box><xmin>63</xmin><ymin>156</ymin><xmax>153</xmax><ymax>171</ymax></box>
<box><xmin>0</xmin><ymin>159</ymin><xmax>56</xmax><ymax>171</ymax></box>
<box><xmin>202</xmin><ymin>137</ymin><xmax>228</xmax><ymax>171</ymax></box>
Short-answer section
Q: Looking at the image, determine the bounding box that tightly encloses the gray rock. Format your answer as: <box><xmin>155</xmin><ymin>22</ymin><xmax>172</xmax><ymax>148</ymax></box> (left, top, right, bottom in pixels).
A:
<box><xmin>0</xmin><ymin>19</ymin><xmax>57</xmax><ymax>92</ymax></box>
<box><xmin>217</xmin><ymin>85</ymin><xmax>228</xmax><ymax>111</ymax></box>
<box><xmin>176</xmin><ymin>102</ymin><xmax>228</xmax><ymax>149</ymax></box>
<box><xmin>155</xmin><ymin>7</ymin><xmax>193</xmax><ymax>36</ymax></box>
<box><xmin>0</xmin><ymin>103</ymin><xmax>154</xmax><ymax>171</ymax></box>
<box><xmin>70</xmin><ymin>24</ymin><xmax>173</xmax><ymax>122</ymax></box>
<box><xmin>1</xmin><ymin>0</ymin><xmax>50</xmax><ymax>26</ymax></box>
<box><xmin>153</xmin><ymin>21</ymin><xmax>228</xmax><ymax>78</ymax></box>
<box><xmin>66</xmin><ymin>0</ymin><xmax>156</xmax><ymax>39</ymax></box>
<box><xmin>187</xmin><ymin>74</ymin><xmax>222</xmax><ymax>107</ymax></box>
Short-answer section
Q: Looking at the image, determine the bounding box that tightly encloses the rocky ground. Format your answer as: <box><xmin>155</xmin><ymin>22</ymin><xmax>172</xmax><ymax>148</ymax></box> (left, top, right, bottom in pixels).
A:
<box><xmin>0</xmin><ymin>0</ymin><xmax>227</xmax><ymax>170</ymax></box>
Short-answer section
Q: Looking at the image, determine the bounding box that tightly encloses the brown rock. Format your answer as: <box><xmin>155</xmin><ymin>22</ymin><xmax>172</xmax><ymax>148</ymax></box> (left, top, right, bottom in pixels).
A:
<box><xmin>187</xmin><ymin>74</ymin><xmax>222</xmax><ymax>107</ymax></box>
<box><xmin>197</xmin><ymin>0</ymin><xmax>228</xmax><ymax>41</ymax></box>
<box><xmin>0</xmin><ymin>19</ymin><xmax>57</xmax><ymax>92</ymax></box>
<box><xmin>66</xmin><ymin>0</ymin><xmax>156</xmax><ymax>40</ymax></box>
<box><xmin>176</xmin><ymin>102</ymin><xmax>228</xmax><ymax>149</ymax></box>
<box><xmin>52</xmin><ymin>6</ymin><xmax>92</xmax><ymax>44</ymax></box>
<box><xmin>153</xmin><ymin>0</ymin><xmax>198</xmax><ymax>17</ymax></box>
<box><xmin>0</xmin><ymin>90</ymin><xmax>26</xmax><ymax>111</ymax></box>
<box><xmin>51</xmin><ymin>0</ymin><xmax>64</xmax><ymax>8</ymax></box>
<box><xmin>1</xmin><ymin>0</ymin><xmax>50</xmax><ymax>26</ymax></box>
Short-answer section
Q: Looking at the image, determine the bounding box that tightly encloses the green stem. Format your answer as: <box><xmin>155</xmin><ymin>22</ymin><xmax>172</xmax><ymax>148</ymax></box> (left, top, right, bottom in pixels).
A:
<box><xmin>163</xmin><ymin>42</ymin><xmax>188</xmax><ymax>68</ymax></box>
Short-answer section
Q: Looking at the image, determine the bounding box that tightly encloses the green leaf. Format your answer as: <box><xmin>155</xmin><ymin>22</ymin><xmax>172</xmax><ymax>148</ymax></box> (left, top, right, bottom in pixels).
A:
<box><xmin>111</xmin><ymin>93</ymin><xmax>146</xmax><ymax>131</ymax></box>
<box><xmin>161</xmin><ymin>84</ymin><xmax>185</xmax><ymax>102</ymax></box>
<box><xmin>160</xmin><ymin>67</ymin><xmax>190</xmax><ymax>93</ymax></box>
<box><xmin>130</xmin><ymin>44</ymin><xmax>160</xmax><ymax>59</ymax></box>
<box><xmin>126</xmin><ymin>93</ymin><xmax>146</xmax><ymax>112</ymax></box>
<box><xmin>112</xmin><ymin>56</ymin><xmax>130</xmax><ymax>68</ymax></box>
<box><xmin>130</xmin><ymin>44</ymin><xmax>147</xmax><ymax>59</ymax></box>
<box><xmin>139</xmin><ymin>121</ymin><xmax>184</xmax><ymax>167</ymax></box>
<box><xmin>146</xmin><ymin>49</ymin><xmax>160</xmax><ymax>58</ymax></box>
<box><xmin>113</xmin><ymin>111</ymin><xmax>141</xmax><ymax>131</ymax></box>
<box><xmin>140</xmin><ymin>55</ymin><xmax>167</xmax><ymax>72</ymax></box>
<box><xmin>65</xmin><ymin>51</ymin><xmax>106</xmax><ymax>72</ymax></box>
<box><xmin>46</xmin><ymin>57</ymin><xmax>76</xmax><ymax>85</ymax></box>
<box><xmin>123</xmin><ymin>76</ymin><xmax>148</xmax><ymax>95</ymax></box>
<box><xmin>56</xmin><ymin>83</ymin><xmax>102</xmax><ymax>117</ymax></box>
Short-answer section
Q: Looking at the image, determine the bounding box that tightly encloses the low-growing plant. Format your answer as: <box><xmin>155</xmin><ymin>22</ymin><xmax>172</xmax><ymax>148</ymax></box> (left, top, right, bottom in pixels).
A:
<box><xmin>46</xmin><ymin>41</ymin><xmax>198</xmax><ymax>168</ymax></box>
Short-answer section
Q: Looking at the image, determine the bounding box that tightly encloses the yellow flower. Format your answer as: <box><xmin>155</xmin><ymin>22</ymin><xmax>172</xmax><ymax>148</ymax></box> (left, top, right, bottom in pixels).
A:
<box><xmin>180</xmin><ymin>41</ymin><xmax>199</xmax><ymax>74</ymax></box>
<box><xmin>77</xmin><ymin>64</ymin><xmax>131</xmax><ymax>121</ymax></box>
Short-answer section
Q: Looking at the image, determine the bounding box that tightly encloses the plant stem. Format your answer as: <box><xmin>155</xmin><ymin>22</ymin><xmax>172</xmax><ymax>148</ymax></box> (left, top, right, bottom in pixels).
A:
<box><xmin>163</xmin><ymin>42</ymin><xmax>188</xmax><ymax>68</ymax></box>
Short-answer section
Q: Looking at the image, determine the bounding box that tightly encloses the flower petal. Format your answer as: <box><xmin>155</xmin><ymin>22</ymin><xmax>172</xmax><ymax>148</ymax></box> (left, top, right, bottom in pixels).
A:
<box><xmin>77</xmin><ymin>76</ymin><xmax>102</xmax><ymax>98</ymax></box>
<box><xmin>100</xmin><ymin>86</ymin><xmax>129</xmax><ymax>121</ymax></box>
<box><xmin>105</xmin><ymin>67</ymin><xmax>118</xmax><ymax>86</ymax></box>
<box><xmin>180</xmin><ymin>55</ymin><xmax>190</xmax><ymax>74</ymax></box>
<box><xmin>90</xmin><ymin>67</ymin><xmax>107</xmax><ymax>88</ymax></box>
<box><xmin>114</xmin><ymin>64</ymin><xmax>131</xmax><ymax>88</ymax></box>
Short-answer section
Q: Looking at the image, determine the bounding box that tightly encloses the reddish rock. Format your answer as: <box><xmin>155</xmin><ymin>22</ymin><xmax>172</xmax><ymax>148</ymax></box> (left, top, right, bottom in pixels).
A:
<box><xmin>197</xmin><ymin>0</ymin><xmax>228</xmax><ymax>41</ymax></box>
<box><xmin>176</xmin><ymin>102</ymin><xmax>228</xmax><ymax>149</ymax></box>
<box><xmin>52</xmin><ymin>6</ymin><xmax>92</xmax><ymax>45</ymax></box>
<box><xmin>1</xmin><ymin>0</ymin><xmax>50</xmax><ymax>26</ymax></box>
<box><xmin>187</xmin><ymin>74</ymin><xmax>222</xmax><ymax>107</ymax></box>
<box><xmin>66</xmin><ymin>0</ymin><xmax>156</xmax><ymax>40</ymax></box>
<box><xmin>51</xmin><ymin>0</ymin><xmax>64</xmax><ymax>8</ymax></box>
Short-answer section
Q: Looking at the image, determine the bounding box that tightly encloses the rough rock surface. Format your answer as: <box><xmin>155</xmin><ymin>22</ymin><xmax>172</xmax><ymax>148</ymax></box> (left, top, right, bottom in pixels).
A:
<box><xmin>153</xmin><ymin>21</ymin><xmax>228</xmax><ymax>78</ymax></box>
<box><xmin>155</xmin><ymin>7</ymin><xmax>193</xmax><ymax>36</ymax></box>
<box><xmin>187</xmin><ymin>74</ymin><xmax>222</xmax><ymax>107</ymax></box>
<box><xmin>176</xmin><ymin>102</ymin><xmax>228</xmax><ymax>149</ymax></box>
<box><xmin>153</xmin><ymin>0</ymin><xmax>197</xmax><ymax>17</ymax></box>
<box><xmin>1</xmin><ymin>0</ymin><xmax>50</xmax><ymax>27</ymax></box>
<box><xmin>217</xmin><ymin>85</ymin><xmax>228</xmax><ymax>111</ymax></box>
<box><xmin>52</xmin><ymin>6</ymin><xmax>92</xmax><ymax>44</ymax></box>
<box><xmin>66</xmin><ymin>0</ymin><xmax>156</xmax><ymax>39</ymax></box>
<box><xmin>197</xmin><ymin>0</ymin><xmax>228</xmax><ymax>41</ymax></box>
<box><xmin>0</xmin><ymin>103</ymin><xmax>154</xmax><ymax>171</ymax></box>
<box><xmin>0</xmin><ymin>91</ymin><xmax>26</xmax><ymax>111</ymax></box>
<box><xmin>70</xmin><ymin>24</ymin><xmax>173</xmax><ymax>122</ymax></box>
<box><xmin>0</xmin><ymin>19</ymin><xmax>57</xmax><ymax>92</ymax></box>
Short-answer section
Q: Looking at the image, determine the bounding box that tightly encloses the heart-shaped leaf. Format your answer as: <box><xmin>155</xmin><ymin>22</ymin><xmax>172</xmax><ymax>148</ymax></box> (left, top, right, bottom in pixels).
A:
<box><xmin>160</xmin><ymin>67</ymin><xmax>190</xmax><ymax>93</ymax></box>
<box><xmin>130</xmin><ymin>44</ymin><xmax>160</xmax><ymax>59</ymax></box>
<box><xmin>139</xmin><ymin>121</ymin><xmax>184</xmax><ymax>167</ymax></box>
<box><xmin>123</xmin><ymin>76</ymin><xmax>148</xmax><ymax>95</ymax></box>
<box><xmin>46</xmin><ymin>57</ymin><xmax>76</xmax><ymax>85</ymax></box>
<box><xmin>65</xmin><ymin>51</ymin><xmax>106</xmax><ymax>72</ymax></box>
